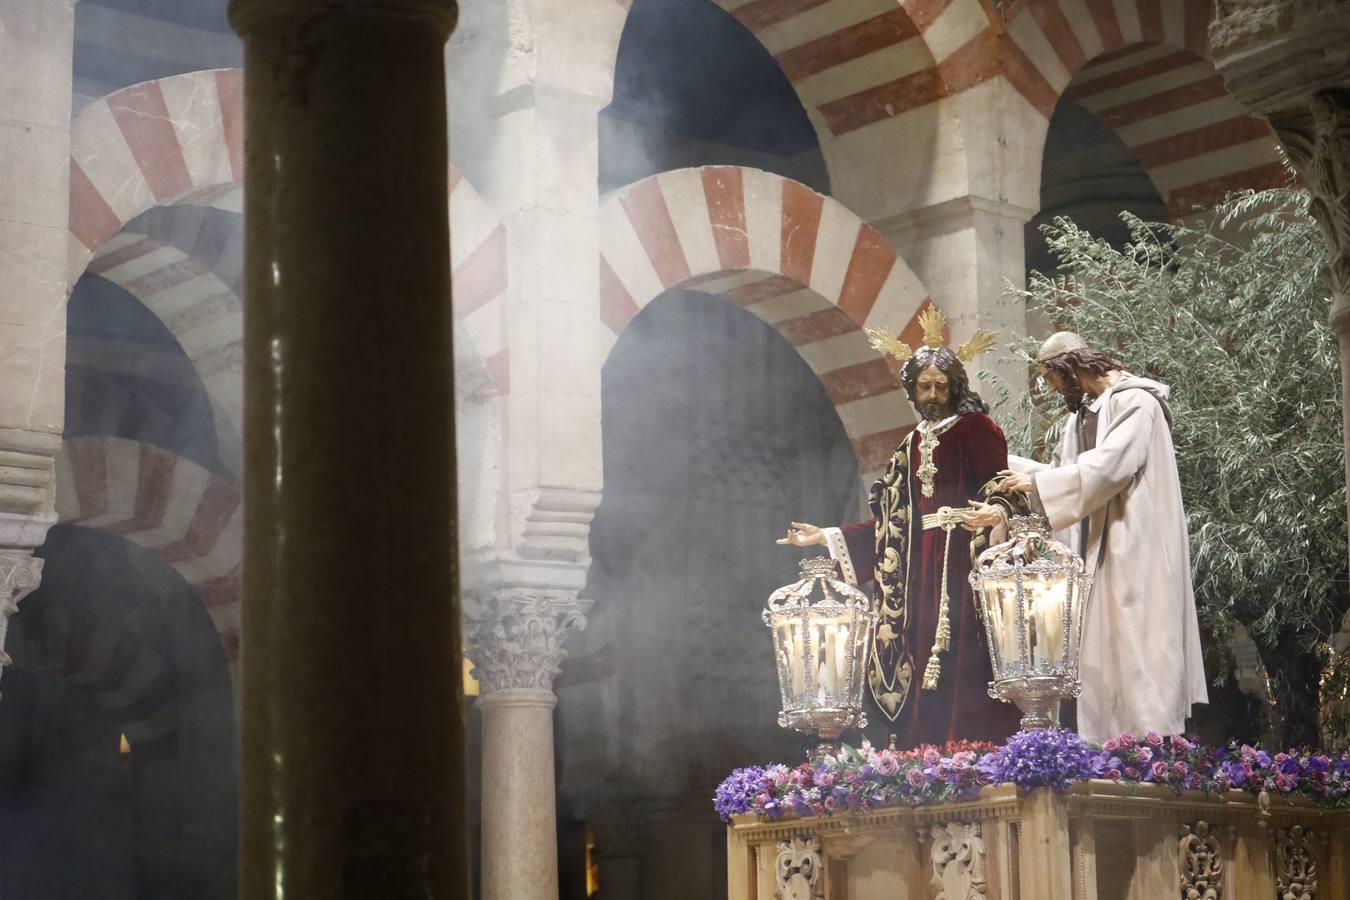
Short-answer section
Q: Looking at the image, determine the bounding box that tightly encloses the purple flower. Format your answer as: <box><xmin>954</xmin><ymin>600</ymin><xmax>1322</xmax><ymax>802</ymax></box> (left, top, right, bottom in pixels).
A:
<box><xmin>714</xmin><ymin>766</ymin><xmax>767</xmax><ymax>822</ymax></box>
<box><xmin>977</xmin><ymin>729</ymin><xmax>1094</xmax><ymax>792</ymax></box>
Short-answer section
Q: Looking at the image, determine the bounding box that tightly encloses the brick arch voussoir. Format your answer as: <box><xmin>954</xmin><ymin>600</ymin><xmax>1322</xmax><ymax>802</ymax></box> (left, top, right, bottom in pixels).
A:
<box><xmin>13</xmin><ymin>600</ymin><xmax>183</xmax><ymax>755</ymax></box>
<box><xmin>54</xmin><ymin>436</ymin><xmax>243</xmax><ymax>702</ymax></box>
<box><xmin>68</xmin><ymin>70</ymin><xmax>512</xmax><ymax>401</ymax></box>
<box><xmin>1008</xmin><ymin>0</ymin><xmax>1285</xmax><ymax>219</ymax></box>
<box><xmin>599</xmin><ymin>165</ymin><xmax>943</xmax><ymax>479</ymax></box>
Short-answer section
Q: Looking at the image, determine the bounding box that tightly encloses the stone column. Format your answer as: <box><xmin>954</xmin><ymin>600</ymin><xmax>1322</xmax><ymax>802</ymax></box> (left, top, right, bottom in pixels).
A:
<box><xmin>226</xmin><ymin>1</ymin><xmax>467</xmax><ymax>897</ymax></box>
<box><xmin>1211</xmin><ymin>1</ymin><xmax>1350</xmax><ymax>558</ymax></box>
<box><xmin>0</xmin><ymin>0</ymin><xmax>75</xmax><ymax>686</ymax></box>
<box><xmin>465</xmin><ymin>588</ymin><xmax>590</xmax><ymax>900</ymax></box>
<box><xmin>875</xmin><ymin>197</ymin><xmax>1037</xmax><ymax>392</ymax></box>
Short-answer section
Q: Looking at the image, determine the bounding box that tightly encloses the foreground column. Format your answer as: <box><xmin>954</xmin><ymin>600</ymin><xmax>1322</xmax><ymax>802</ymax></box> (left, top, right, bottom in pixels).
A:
<box><xmin>227</xmin><ymin>1</ymin><xmax>466</xmax><ymax>897</ymax></box>
<box><xmin>466</xmin><ymin>588</ymin><xmax>590</xmax><ymax>900</ymax></box>
<box><xmin>0</xmin><ymin>0</ymin><xmax>75</xmax><ymax>688</ymax></box>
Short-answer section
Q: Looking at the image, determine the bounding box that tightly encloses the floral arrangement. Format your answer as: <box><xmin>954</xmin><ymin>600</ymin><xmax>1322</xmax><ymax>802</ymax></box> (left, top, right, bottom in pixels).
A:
<box><xmin>714</xmin><ymin>729</ymin><xmax>1350</xmax><ymax>823</ymax></box>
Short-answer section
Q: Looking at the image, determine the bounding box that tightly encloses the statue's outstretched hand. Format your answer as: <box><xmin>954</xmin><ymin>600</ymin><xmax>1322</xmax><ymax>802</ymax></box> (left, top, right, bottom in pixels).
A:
<box><xmin>960</xmin><ymin>500</ymin><xmax>1005</xmax><ymax>533</ymax></box>
<box><xmin>777</xmin><ymin>522</ymin><xmax>825</xmax><ymax>547</ymax></box>
<box><xmin>998</xmin><ymin>471</ymin><xmax>1034</xmax><ymax>494</ymax></box>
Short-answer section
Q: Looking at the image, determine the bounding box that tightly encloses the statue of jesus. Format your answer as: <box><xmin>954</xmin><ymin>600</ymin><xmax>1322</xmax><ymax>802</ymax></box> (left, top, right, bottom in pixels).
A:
<box><xmin>779</xmin><ymin>308</ymin><xmax>1021</xmax><ymax>746</ymax></box>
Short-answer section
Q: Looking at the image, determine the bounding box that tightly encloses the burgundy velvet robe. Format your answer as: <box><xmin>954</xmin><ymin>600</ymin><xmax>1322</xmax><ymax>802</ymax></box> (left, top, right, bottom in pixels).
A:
<box><xmin>838</xmin><ymin>412</ymin><xmax>1020</xmax><ymax>746</ymax></box>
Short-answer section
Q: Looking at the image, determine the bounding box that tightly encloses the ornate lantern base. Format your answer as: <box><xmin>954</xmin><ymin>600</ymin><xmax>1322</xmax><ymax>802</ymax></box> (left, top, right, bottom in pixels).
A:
<box><xmin>989</xmin><ymin>673</ymin><xmax>1080</xmax><ymax>731</ymax></box>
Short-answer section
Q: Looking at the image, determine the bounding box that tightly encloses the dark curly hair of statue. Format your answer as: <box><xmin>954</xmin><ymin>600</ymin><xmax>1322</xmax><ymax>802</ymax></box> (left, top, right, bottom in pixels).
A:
<box><xmin>1040</xmin><ymin>348</ymin><xmax>1127</xmax><ymax>414</ymax></box>
<box><xmin>900</xmin><ymin>346</ymin><xmax>989</xmax><ymax>417</ymax></box>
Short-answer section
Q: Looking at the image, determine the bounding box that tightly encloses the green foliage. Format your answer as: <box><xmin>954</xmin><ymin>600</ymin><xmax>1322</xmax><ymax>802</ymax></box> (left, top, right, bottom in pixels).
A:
<box><xmin>994</xmin><ymin>187</ymin><xmax>1347</xmax><ymax>743</ymax></box>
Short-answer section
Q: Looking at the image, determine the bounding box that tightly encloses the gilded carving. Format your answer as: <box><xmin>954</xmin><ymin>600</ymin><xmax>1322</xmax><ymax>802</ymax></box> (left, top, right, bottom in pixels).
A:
<box><xmin>774</xmin><ymin>835</ymin><xmax>823</xmax><ymax>900</ymax></box>
<box><xmin>463</xmin><ymin>587</ymin><xmax>590</xmax><ymax>694</ymax></box>
<box><xmin>1178</xmin><ymin>820</ymin><xmax>1223</xmax><ymax>900</ymax></box>
<box><xmin>930</xmin><ymin>821</ymin><xmax>987</xmax><ymax>900</ymax></box>
<box><xmin>1275</xmin><ymin>825</ymin><xmax>1319</xmax><ymax>900</ymax></box>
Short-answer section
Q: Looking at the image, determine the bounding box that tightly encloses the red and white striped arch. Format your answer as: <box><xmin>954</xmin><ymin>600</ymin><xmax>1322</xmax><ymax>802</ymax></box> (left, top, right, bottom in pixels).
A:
<box><xmin>15</xmin><ymin>598</ymin><xmax>183</xmax><ymax>754</ymax></box>
<box><xmin>1005</xmin><ymin>0</ymin><xmax>1285</xmax><ymax>218</ymax></box>
<box><xmin>55</xmin><ymin>437</ymin><xmax>243</xmax><ymax>697</ymax></box>
<box><xmin>68</xmin><ymin>67</ymin><xmax>512</xmax><ymax>406</ymax></box>
<box><xmin>599</xmin><ymin>165</ymin><xmax>941</xmax><ymax>482</ymax></box>
<box><xmin>68</xmin><ymin>69</ymin><xmax>243</xmax><ymax>285</ymax></box>
<box><xmin>85</xmin><ymin>233</ymin><xmax>244</xmax><ymax>472</ymax></box>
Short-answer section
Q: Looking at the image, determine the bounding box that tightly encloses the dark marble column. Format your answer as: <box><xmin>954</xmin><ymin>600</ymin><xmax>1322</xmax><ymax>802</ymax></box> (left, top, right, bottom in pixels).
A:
<box><xmin>226</xmin><ymin>1</ymin><xmax>466</xmax><ymax>897</ymax></box>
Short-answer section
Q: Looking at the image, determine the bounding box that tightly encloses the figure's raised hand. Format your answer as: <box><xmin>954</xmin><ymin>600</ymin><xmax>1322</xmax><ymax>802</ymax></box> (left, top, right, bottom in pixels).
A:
<box><xmin>960</xmin><ymin>500</ymin><xmax>1004</xmax><ymax>533</ymax></box>
<box><xmin>777</xmin><ymin>522</ymin><xmax>825</xmax><ymax>547</ymax></box>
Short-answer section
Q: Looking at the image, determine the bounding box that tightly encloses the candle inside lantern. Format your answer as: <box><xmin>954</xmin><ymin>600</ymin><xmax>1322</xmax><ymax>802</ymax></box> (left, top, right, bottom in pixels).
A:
<box><xmin>1028</xmin><ymin>580</ymin><xmax>1066</xmax><ymax>667</ymax></box>
<box><xmin>835</xmin><ymin>624</ymin><xmax>849</xmax><ymax>692</ymax></box>
<box><xmin>823</xmin><ymin>622</ymin><xmax>838</xmax><ymax>695</ymax></box>
<box><xmin>790</xmin><ymin>625</ymin><xmax>805</xmax><ymax>695</ymax></box>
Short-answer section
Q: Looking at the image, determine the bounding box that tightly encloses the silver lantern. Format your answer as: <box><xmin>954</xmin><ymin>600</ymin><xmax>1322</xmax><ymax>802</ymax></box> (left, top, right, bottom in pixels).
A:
<box><xmin>763</xmin><ymin>557</ymin><xmax>877</xmax><ymax>746</ymax></box>
<box><xmin>968</xmin><ymin>515</ymin><xmax>1092</xmax><ymax>730</ymax></box>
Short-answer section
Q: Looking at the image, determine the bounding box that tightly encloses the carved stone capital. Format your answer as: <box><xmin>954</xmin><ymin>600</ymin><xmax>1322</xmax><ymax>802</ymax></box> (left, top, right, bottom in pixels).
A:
<box><xmin>1268</xmin><ymin>89</ymin><xmax>1350</xmax><ymax>317</ymax></box>
<box><xmin>0</xmin><ymin>549</ymin><xmax>45</xmax><ymax>673</ymax></box>
<box><xmin>1210</xmin><ymin>0</ymin><xmax>1350</xmax><ymax>113</ymax></box>
<box><xmin>464</xmin><ymin>588</ymin><xmax>591</xmax><ymax>694</ymax></box>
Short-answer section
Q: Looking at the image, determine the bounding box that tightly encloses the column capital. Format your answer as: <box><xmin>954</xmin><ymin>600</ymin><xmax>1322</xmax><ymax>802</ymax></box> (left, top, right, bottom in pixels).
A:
<box><xmin>229</xmin><ymin>0</ymin><xmax>457</xmax><ymax>35</ymax></box>
<box><xmin>1265</xmin><ymin>90</ymin><xmax>1350</xmax><ymax>326</ymax></box>
<box><xmin>0</xmin><ymin>547</ymin><xmax>45</xmax><ymax>670</ymax></box>
<box><xmin>1210</xmin><ymin>0</ymin><xmax>1350</xmax><ymax>114</ymax></box>
<box><xmin>464</xmin><ymin>587</ymin><xmax>591</xmax><ymax>695</ymax></box>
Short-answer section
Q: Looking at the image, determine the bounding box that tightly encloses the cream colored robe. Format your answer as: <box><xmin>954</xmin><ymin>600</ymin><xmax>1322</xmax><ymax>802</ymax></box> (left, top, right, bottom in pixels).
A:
<box><xmin>1010</xmin><ymin>376</ymin><xmax>1207</xmax><ymax>743</ymax></box>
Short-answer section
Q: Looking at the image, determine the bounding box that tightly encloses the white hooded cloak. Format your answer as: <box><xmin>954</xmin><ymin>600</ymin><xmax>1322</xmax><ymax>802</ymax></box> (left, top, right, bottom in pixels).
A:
<box><xmin>1011</xmin><ymin>375</ymin><xmax>1207</xmax><ymax>742</ymax></box>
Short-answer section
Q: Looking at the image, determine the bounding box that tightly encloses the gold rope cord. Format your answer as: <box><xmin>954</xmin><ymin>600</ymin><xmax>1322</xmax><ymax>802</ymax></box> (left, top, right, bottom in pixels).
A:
<box><xmin>920</xmin><ymin>506</ymin><xmax>970</xmax><ymax>690</ymax></box>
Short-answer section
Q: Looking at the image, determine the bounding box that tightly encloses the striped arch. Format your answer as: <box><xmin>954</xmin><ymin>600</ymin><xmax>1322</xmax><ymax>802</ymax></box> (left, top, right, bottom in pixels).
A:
<box><xmin>12</xmin><ymin>598</ymin><xmax>183</xmax><ymax>756</ymax></box>
<box><xmin>68</xmin><ymin>69</ymin><xmax>243</xmax><ymax>284</ymax></box>
<box><xmin>54</xmin><ymin>437</ymin><xmax>243</xmax><ymax>697</ymax></box>
<box><xmin>599</xmin><ymin>165</ymin><xmax>941</xmax><ymax>482</ymax></box>
<box><xmin>84</xmin><ymin>233</ymin><xmax>244</xmax><ymax>475</ymax></box>
<box><xmin>68</xmin><ymin>70</ymin><xmax>511</xmax><ymax>396</ymax></box>
<box><xmin>1005</xmin><ymin>0</ymin><xmax>1285</xmax><ymax>217</ymax></box>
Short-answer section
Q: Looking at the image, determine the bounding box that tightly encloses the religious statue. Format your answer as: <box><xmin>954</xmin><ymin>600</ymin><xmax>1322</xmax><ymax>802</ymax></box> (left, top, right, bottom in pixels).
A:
<box><xmin>1002</xmin><ymin>332</ymin><xmax>1208</xmax><ymax>743</ymax></box>
<box><xmin>779</xmin><ymin>308</ymin><xmax>1022</xmax><ymax>745</ymax></box>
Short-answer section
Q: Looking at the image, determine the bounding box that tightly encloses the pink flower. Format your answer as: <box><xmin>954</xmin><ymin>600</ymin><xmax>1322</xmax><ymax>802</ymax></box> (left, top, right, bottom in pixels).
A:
<box><xmin>1150</xmin><ymin>761</ymin><xmax>1169</xmax><ymax>781</ymax></box>
<box><xmin>817</xmin><ymin>771</ymin><xmax>836</xmax><ymax>788</ymax></box>
<box><xmin>1102</xmin><ymin>738</ymin><xmax>1120</xmax><ymax>753</ymax></box>
<box><xmin>1240</xmin><ymin>744</ymin><xmax>1259</xmax><ymax>763</ymax></box>
<box><xmin>1169</xmin><ymin>735</ymin><xmax>1194</xmax><ymax>753</ymax></box>
<box><xmin>1123</xmin><ymin>767</ymin><xmax>1140</xmax><ymax>780</ymax></box>
<box><xmin>1275</xmin><ymin>773</ymin><xmax>1297</xmax><ymax>793</ymax></box>
<box><xmin>923</xmin><ymin>748</ymin><xmax>941</xmax><ymax>766</ymax></box>
<box><xmin>906</xmin><ymin>768</ymin><xmax>926</xmax><ymax>789</ymax></box>
<box><xmin>1172</xmin><ymin>761</ymin><xmax>1189</xmax><ymax>779</ymax></box>
<box><xmin>1106</xmin><ymin>768</ymin><xmax>1122</xmax><ymax>782</ymax></box>
<box><xmin>1118</xmin><ymin>732</ymin><xmax>1137</xmax><ymax>750</ymax></box>
<box><xmin>1136</xmin><ymin>747</ymin><xmax>1154</xmax><ymax>764</ymax></box>
<box><xmin>876</xmin><ymin>753</ymin><xmax>900</xmax><ymax>777</ymax></box>
<box><xmin>1144</xmin><ymin>731</ymin><xmax>1164</xmax><ymax>748</ymax></box>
